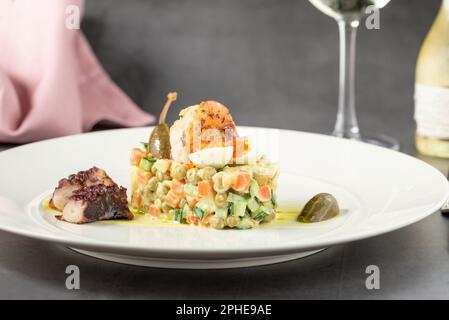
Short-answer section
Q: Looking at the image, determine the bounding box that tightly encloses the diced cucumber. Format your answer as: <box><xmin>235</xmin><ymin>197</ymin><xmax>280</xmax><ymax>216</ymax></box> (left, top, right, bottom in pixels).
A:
<box><xmin>249</xmin><ymin>180</ymin><xmax>260</xmax><ymax>198</ymax></box>
<box><xmin>246</xmin><ymin>197</ymin><xmax>260</xmax><ymax>212</ymax></box>
<box><xmin>215</xmin><ymin>205</ymin><xmax>229</xmax><ymax>220</ymax></box>
<box><xmin>237</xmin><ymin>217</ymin><xmax>254</xmax><ymax>229</ymax></box>
<box><xmin>139</xmin><ymin>157</ymin><xmax>154</xmax><ymax>172</ymax></box>
<box><xmin>184</xmin><ymin>183</ymin><xmax>199</xmax><ymax>197</ymax></box>
<box><xmin>271</xmin><ymin>190</ymin><xmax>277</xmax><ymax>206</ymax></box>
<box><xmin>251</xmin><ymin>204</ymin><xmax>273</xmax><ymax>219</ymax></box>
<box><xmin>262</xmin><ymin>201</ymin><xmax>274</xmax><ymax>211</ymax></box>
<box><xmin>231</xmin><ymin>201</ymin><xmax>246</xmax><ymax>217</ymax></box>
<box><xmin>196</xmin><ymin>197</ymin><xmax>216</xmax><ymax>213</ymax></box>
<box><xmin>251</xmin><ymin>209</ymin><xmax>268</xmax><ymax>222</ymax></box>
<box><xmin>193</xmin><ymin>206</ymin><xmax>205</xmax><ymax>220</ymax></box>
<box><xmin>182</xmin><ymin>204</ymin><xmax>191</xmax><ymax>219</ymax></box>
<box><xmin>227</xmin><ymin>192</ymin><xmax>245</xmax><ymax>203</ymax></box>
<box><xmin>173</xmin><ymin>209</ymin><xmax>183</xmax><ymax>223</ymax></box>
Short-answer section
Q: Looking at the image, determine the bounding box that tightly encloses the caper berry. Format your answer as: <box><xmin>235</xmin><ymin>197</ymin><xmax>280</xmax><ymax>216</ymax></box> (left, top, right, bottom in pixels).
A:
<box><xmin>149</xmin><ymin>123</ymin><xmax>171</xmax><ymax>159</ymax></box>
<box><xmin>297</xmin><ymin>193</ymin><xmax>340</xmax><ymax>223</ymax></box>
<box><xmin>148</xmin><ymin>92</ymin><xmax>177</xmax><ymax>159</ymax></box>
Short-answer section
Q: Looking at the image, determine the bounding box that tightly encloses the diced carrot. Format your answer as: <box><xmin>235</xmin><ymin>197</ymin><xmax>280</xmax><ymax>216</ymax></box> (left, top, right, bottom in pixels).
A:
<box><xmin>148</xmin><ymin>205</ymin><xmax>161</xmax><ymax>217</ymax></box>
<box><xmin>130</xmin><ymin>148</ymin><xmax>147</xmax><ymax>166</ymax></box>
<box><xmin>185</xmin><ymin>162</ymin><xmax>196</xmax><ymax>170</ymax></box>
<box><xmin>171</xmin><ymin>180</ymin><xmax>185</xmax><ymax>197</ymax></box>
<box><xmin>165</xmin><ymin>190</ymin><xmax>181</xmax><ymax>208</ymax></box>
<box><xmin>198</xmin><ymin>180</ymin><xmax>215</xmax><ymax>197</ymax></box>
<box><xmin>257</xmin><ymin>185</ymin><xmax>272</xmax><ymax>202</ymax></box>
<box><xmin>137</xmin><ymin>169</ymin><xmax>152</xmax><ymax>184</ymax></box>
<box><xmin>232</xmin><ymin>172</ymin><xmax>251</xmax><ymax>193</ymax></box>
<box><xmin>132</xmin><ymin>191</ymin><xmax>142</xmax><ymax>208</ymax></box>
<box><xmin>186</xmin><ymin>196</ymin><xmax>199</xmax><ymax>207</ymax></box>
<box><xmin>186</xmin><ymin>215</ymin><xmax>199</xmax><ymax>225</ymax></box>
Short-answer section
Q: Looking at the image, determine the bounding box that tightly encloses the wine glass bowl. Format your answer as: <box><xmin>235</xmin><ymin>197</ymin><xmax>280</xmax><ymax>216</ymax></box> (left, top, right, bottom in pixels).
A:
<box><xmin>308</xmin><ymin>0</ymin><xmax>399</xmax><ymax>150</ymax></box>
<box><xmin>309</xmin><ymin>0</ymin><xmax>391</xmax><ymax>21</ymax></box>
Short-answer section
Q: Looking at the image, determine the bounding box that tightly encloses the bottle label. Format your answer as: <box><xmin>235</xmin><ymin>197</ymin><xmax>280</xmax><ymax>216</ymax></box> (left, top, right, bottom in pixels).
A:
<box><xmin>415</xmin><ymin>84</ymin><xmax>449</xmax><ymax>139</ymax></box>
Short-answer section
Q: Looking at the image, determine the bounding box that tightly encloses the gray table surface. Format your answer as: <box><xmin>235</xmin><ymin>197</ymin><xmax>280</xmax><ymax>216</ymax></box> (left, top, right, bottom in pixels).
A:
<box><xmin>1</xmin><ymin>0</ymin><xmax>449</xmax><ymax>299</ymax></box>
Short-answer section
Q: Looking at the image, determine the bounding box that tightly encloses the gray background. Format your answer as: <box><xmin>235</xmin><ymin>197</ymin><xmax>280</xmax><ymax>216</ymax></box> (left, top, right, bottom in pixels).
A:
<box><xmin>83</xmin><ymin>0</ymin><xmax>439</xmax><ymax>152</ymax></box>
<box><xmin>1</xmin><ymin>0</ymin><xmax>449</xmax><ymax>299</ymax></box>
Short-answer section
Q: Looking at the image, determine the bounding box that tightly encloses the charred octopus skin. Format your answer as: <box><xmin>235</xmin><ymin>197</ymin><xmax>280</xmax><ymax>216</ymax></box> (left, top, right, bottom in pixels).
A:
<box><xmin>50</xmin><ymin>167</ymin><xmax>133</xmax><ymax>224</ymax></box>
<box><xmin>50</xmin><ymin>167</ymin><xmax>114</xmax><ymax>211</ymax></box>
<box><xmin>61</xmin><ymin>184</ymin><xmax>133</xmax><ymax>224</ymax></box>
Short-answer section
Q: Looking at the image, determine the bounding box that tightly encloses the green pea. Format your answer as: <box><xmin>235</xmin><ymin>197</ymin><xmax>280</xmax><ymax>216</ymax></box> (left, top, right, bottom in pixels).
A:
<box><xmin>209</xmin><ymin>216</ymin><xmax>225</xmax><ymax>230</ymax></box>
<box><xmin>186</xmin><ymin>168</ymin><xmax>200</xmax><ymax>184</ymax></box>
<box><xmin>171</xmin><ymin>163</ymin><xmax>187</xmax><ymax>180</ymax></box>
<box><xmin>198</xmin><ymin>167</ymin><xmax>217</xmax><ymax>181</ymax></box>
<box><xmin>215</xmin><ymin>192</ymin><xmax>228</xmax><ymax>207</ymax></box>
<box><xmin>226</xmin><ymin>216</ymin><xmax>240</xmax><ymax>228</ymax></box>
<box><xmin>154</xmin><ymin>198</ymin><xmax>162</xmax><ymax>209</ymax></box>
<box><xmin>161</xmin><ymin>202</ymin><xmax>172</xmax><ymax>213</ymax></box>
<box><xmin>156</xmin><ymin>184</ymin><xmax>169</xmax><ymax>197</ymax></box>
<box><xmin>147</xmin><ymin>176</ymin><xmax>158</xmax><ymax>192</ymax></box>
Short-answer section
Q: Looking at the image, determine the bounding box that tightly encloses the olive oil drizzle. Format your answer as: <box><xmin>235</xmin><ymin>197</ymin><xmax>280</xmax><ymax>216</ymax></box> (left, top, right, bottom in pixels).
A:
<box><xmin>41</xmin><ymin>195</ymin><xmax>343</xmax><ymax>229</ymax></box>
<box><xmin>41</xmin><ymin>197</ymin><xmax>308</xmax><ymax>228</ymax></box>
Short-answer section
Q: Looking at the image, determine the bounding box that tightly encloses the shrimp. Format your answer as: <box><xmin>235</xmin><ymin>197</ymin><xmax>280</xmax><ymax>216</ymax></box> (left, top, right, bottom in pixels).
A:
<box><xmin>170</xmin><ymin>101</ymin><xmax>238</xmax><ymax>163</ymax></box>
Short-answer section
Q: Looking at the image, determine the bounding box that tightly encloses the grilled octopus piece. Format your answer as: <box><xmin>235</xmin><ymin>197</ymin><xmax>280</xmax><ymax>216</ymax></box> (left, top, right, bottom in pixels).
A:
<box><xmin>61</xmin><ymin>184</ymin><xmax>133</xmax><ymax>224</ymax></box>
<box><xmin>50</xmin><ymin>167</ymin><xmax>114</xmax><ymax>211</ymax></box>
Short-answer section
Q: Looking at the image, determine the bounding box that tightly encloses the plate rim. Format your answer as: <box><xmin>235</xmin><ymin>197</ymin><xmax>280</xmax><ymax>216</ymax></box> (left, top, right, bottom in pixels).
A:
<box><xmin>0</xmin><ymin>127</ymin><xmax>448</xmax><ymax>258</ymax></box>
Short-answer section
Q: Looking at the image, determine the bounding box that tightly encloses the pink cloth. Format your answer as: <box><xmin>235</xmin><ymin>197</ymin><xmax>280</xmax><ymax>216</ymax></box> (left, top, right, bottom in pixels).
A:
<box><xmin>0</xmin><ymin>0</ymin><xmax>154</xmax><ymax>144</ymax></box>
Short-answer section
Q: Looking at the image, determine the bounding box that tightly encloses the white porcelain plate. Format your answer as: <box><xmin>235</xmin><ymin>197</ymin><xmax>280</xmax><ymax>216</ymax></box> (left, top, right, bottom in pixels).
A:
<box><xmin>0</xmin><ymin>127</ymin><xmax>448</xmax><ymax>269</ymax></box>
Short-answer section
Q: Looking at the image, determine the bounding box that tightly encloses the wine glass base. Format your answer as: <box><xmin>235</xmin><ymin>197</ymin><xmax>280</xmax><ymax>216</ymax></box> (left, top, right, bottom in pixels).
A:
<box><xmin>359</xmin><ymin>135</ymin><xmax>400</xmax><ymax>151</ymax></box>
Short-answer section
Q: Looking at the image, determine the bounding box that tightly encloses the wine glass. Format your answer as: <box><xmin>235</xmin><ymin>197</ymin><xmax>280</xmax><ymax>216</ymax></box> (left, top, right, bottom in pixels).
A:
<box><xmin>308</xmin><ymin>0</ymin><xmax>399</xmax><ymax>150</ymax></box>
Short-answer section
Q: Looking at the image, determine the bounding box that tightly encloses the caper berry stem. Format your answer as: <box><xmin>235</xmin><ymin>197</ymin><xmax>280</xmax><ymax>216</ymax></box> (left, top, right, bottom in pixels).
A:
<box><xmin>159</xmin><ymin>92</ymin><xmax>177</xmax><ymax>124</ymax></box>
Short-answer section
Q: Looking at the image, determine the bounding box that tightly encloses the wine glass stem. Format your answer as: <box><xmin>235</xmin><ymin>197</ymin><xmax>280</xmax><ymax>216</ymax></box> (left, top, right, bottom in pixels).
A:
<box><xmin>333</xmin><ymin>20</ymin><xmax>361</xmax><ymax>140</ymax></box>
